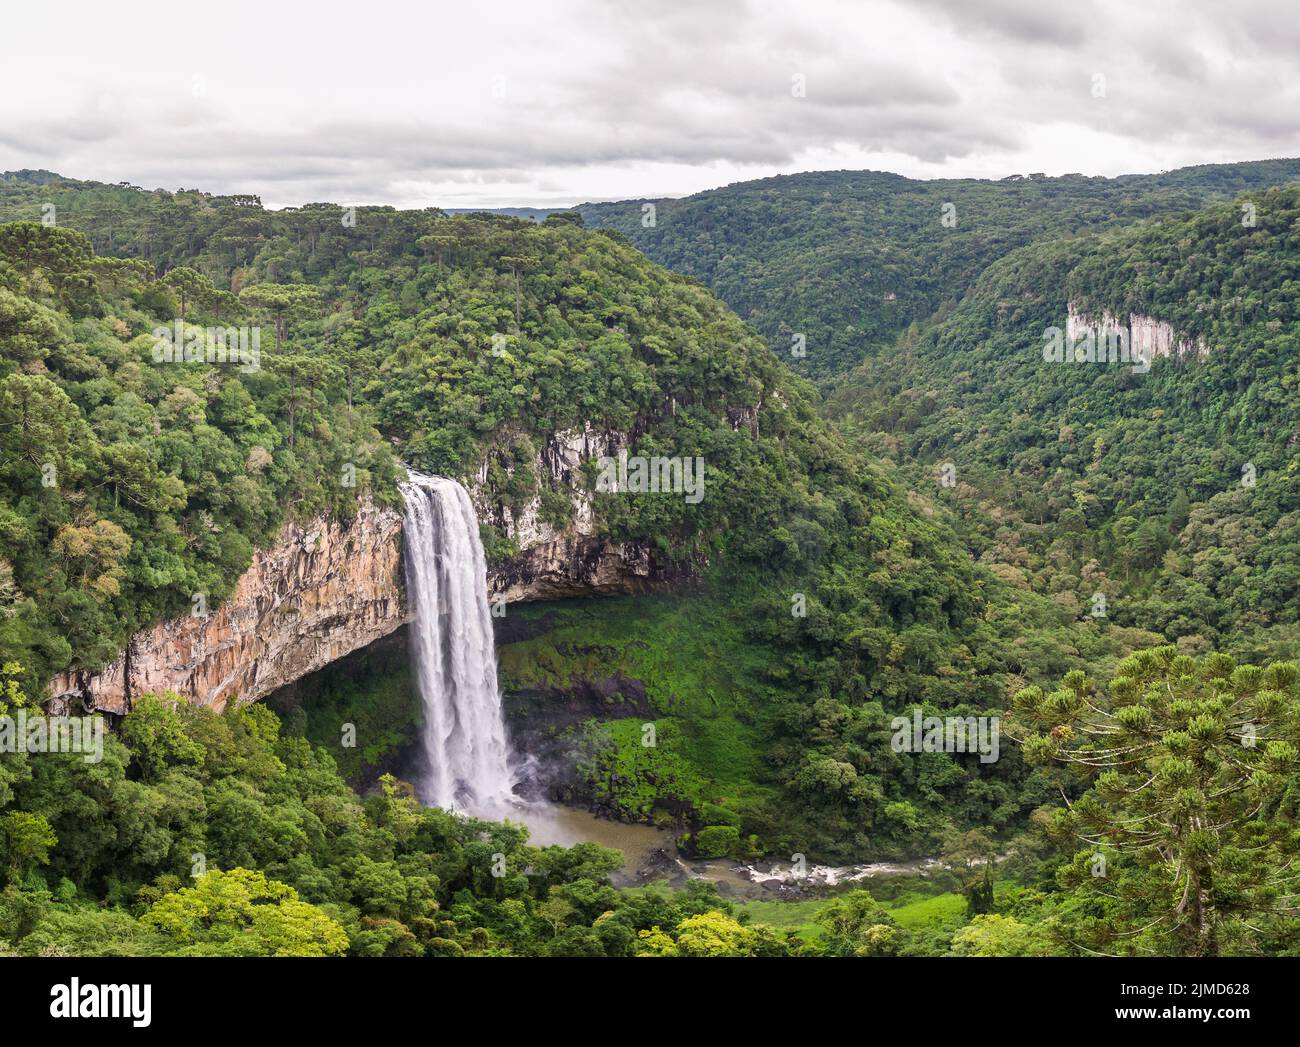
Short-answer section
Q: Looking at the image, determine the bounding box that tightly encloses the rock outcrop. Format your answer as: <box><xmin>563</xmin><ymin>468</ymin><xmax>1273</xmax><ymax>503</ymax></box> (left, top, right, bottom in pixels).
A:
<box><xmin>1066</xmin><ymin>303</ymin><xmax>1210</xmax><ymax>363</ymax></box>
<box><xmin>473</xmin><ymin>426</ymin><xmax>612</xmax><ymax>547</ymax></box>
<box><xmin>46</xmin><ymin>426</ymin><xmax>673</xmax><ymax>714</ymax></box>
<box><xmin>490</xmin><ymin>535</ymin><xmax>659</xmax><ymax>603</ymax></box>
<box><xmin>472</xmin><ymin>425</ymin><xmax>668</xmax><ymax>602</ymax></box>
<box><xmin>47</xmin><ymin>498</ymin><xmax>406</xmax><ymax>715</ymax></box>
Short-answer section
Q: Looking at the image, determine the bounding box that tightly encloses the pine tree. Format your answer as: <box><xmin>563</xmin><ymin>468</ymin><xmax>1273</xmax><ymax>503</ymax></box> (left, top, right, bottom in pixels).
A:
<box><xmin>1011</xmin><ymin>647</ymin><xmax>1300</xmax><ymax>955</ymax></box>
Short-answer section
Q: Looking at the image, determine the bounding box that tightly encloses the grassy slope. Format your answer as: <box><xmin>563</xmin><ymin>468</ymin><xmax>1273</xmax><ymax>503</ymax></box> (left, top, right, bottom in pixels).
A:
<box><xmin>497</xmin><ymin>592</ymin><xmax>778</xmax><ymax>822</ymax></box>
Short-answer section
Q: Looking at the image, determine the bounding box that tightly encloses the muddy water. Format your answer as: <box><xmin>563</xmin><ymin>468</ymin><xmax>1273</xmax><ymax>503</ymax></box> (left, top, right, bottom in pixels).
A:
<box><xmin>513</xmin><ymin>804</ymin><xmax>678</xmax><ymax>874</ymax></box>
<box><xmin>510</xmin><ymin>804</ymin><xmax>940</xmax><ymax>896</ymax></box>
<box><xmin>514</xmin><ymin>805</ymin><xmax>759</xmax><ymax>890</ymax></box>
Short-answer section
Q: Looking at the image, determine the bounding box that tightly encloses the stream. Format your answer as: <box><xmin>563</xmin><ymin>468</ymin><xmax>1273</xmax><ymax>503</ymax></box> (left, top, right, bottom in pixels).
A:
<box><xmin>512</xmin><ymin>803</ymin><xmax>941</xmax><ymax>897</ymax></box>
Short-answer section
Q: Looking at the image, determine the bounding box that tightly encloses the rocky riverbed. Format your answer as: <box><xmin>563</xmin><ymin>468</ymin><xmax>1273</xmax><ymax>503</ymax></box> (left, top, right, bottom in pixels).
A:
<box><xmin>515</xmin><ymin>803</ymin><xmax>943</xmax><ymax>899</ymax></box>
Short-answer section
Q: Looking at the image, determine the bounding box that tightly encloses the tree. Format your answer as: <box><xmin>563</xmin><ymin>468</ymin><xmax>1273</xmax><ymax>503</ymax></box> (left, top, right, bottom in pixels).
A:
<box><xmin>51</xmin><ymin>520</ymin><xmax>132</xmax><ymax>600</ymax></box>
<box><xmin>0</xmin><ymin>661</ymin><xmax>26</xmax><ymax>714</ymax></box>
<box><xmin>639</xmin><ymin>910</ymin><xmax>762</xmax><ymax>957</ymax></box>
<box><xmin>140</xmin><ymin>868</ymin><xmax>349</xmax><ymax>957</ymax></box>
<box><xmin>1011</xmin><ymin>647</ymin><xmax>1300</xmax><ymax>956</ymax></box>
<box><xmin>814</xmin><ymin>889</ymin><xmax>903</xmax><ymax>956</ymax></box>
<box><xmin>499</xmin><ymin>255</ymin><xmax>539</xmax><ymax>328</ymax></box>
<box><xmin>160</xmin><ymin>266</ymin><xmax>214</xmax><ymax>321</ymax></box>
<box><xmin>940</xmin><ymin>828</ymin><xmax>999</xmax><ymax>915</ymax></box>
<box><xmin>951</xmin><ymin>914</ymin><xmax>1050</xmax><ymax>957</ymax></box>
<box><xmin>239</xmin><ymin>283</ymin><xmax>321</xmax><ymax>447</ymax></box>
<box><xmin>0</xmin><ymin>223</ymin><xmax>92</xmax><ymax>282</ymax></box>
<box><xmin>0</xmin><ymin>373</ymin><xmax>92</xmax><ymax>480</ymax></box>
<box><xmin>0</xmin><ymin>812</ymin><xmax>57</xmax><ymax>884</ymax></box>
<box><xmin>120</xmin><ymin>694</ymin><xmax>205</xmax><ymax>782</ymax></box>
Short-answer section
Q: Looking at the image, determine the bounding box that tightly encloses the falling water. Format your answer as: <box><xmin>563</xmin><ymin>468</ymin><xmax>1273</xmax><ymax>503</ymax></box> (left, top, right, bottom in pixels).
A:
<box><xmin>399</xmin><ymin>471</ymin><xmax>517</xmax><ymax>815</ymax></box>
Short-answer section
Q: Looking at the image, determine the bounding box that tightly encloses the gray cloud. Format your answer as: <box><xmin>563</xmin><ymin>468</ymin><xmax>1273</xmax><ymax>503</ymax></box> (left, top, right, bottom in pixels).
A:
<box><xmin>908</xmin><ymin>0</ymin><xmax>1103</xmax><ymax>45</ymax></box>
<box><xmin>0</xmin><ymin>0</ymin><xmax>1297</xmax><ymax>207</ymax></box>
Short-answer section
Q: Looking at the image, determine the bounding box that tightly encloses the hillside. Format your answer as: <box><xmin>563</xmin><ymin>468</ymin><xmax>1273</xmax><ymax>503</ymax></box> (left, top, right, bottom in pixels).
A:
<box><xmin>0</xmin><ymin>174</ymin><xmax>822</xmax><ymax>682</ymax></box>
<box><xmin>0</xmin><ymin>173</ymin><xmax>1089</xmax><ymax>865</ymax></box>
<box><xmin>825</xmin><ymin>185</ymin><xmax>1300</xmax><ymax>663</ymax></box>
<box><xmin>578</xmin><ymin>160</ymin><xmax>1300</xmax><ymax>378</ymax></box>
<box><xmin>3</xmin><ymin>168</ymin><xmax>1297</xmax><ymax>962</ymax></box>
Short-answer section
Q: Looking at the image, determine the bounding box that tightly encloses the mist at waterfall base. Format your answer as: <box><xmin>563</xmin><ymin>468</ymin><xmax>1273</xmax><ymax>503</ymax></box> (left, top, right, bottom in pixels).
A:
<box><xmin>397</xmin><ymin>472</ymin><xmax>603</xmax><ymax>850</ymax></box>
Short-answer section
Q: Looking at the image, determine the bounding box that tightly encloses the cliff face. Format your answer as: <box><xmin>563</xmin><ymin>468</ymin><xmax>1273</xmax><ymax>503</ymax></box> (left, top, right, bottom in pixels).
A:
<box><xmin>47</xmin><ymin>427</ymin><xmax>670</xmax><ymax>714</ymax></box>
<box><xmin>1066</xmin><ymin>303</ymin><xmax>1210</xmax><ymax>363</ymax></box>
<box><xmin>472</xmin><ymin>425</ymin><xmax>665</xmax><ymax>603</ymax></box>
<box><xmin>48</xmin><ymin>498</ymin><xmax>407</xmax><ymax>716</ymax></box>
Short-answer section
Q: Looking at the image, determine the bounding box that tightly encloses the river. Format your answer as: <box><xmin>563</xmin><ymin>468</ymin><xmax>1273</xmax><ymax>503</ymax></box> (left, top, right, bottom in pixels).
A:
<box><xmin>510</xmin><ymin>802</ymin><xmax>941</xmax><ymax>896</ymax></box>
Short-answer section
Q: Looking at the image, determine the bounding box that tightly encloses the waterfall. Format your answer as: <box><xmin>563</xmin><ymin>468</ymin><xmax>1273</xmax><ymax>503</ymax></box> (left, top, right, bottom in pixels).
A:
<box><xmin>399</xmin><ymin>471</ymin><xmax>517</xmax><ymax>815</ymax></box>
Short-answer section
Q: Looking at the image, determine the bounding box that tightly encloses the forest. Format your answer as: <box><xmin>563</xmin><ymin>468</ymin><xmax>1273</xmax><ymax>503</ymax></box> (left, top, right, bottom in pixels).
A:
<box><xmin>0</xmin><ymin>160</ymin><xmax>1297</xmax><ymax>958</ymax></box>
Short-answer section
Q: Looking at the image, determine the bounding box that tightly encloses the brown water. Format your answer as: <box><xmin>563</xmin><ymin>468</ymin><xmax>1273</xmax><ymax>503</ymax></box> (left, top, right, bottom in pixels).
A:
<box><xmin>512</xmin><ymin>804</ymin><xmax>677</xmax><ymax>874</ymax></box>
<box><xmin>514</xmin><ymin>805</ymin><xmax>763</xmax><ymax>891</ymax></box>
<box><xmin>509</xmin><ymin>803</ymin><xmax>942</xmax><ymax>895</ymax></box>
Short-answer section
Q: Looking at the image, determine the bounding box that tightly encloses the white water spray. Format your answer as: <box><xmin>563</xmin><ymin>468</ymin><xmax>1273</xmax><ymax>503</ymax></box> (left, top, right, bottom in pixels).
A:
<box><xmin>400</xmin><ymin>471</ymin><xmax>517</xmax><ymax>815</ymax></box>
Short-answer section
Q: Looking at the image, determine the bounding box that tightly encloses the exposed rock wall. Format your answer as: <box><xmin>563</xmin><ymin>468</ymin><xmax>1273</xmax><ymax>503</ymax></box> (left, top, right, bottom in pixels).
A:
<box><xmin>471</xmin><ymin>424</ymin><xmax>616</xmax><ymax>546</ymax></box>
<box><xmin>48</xmin><ymin>499</ymin><xmax>406</xmax><ymax>715</ymax></box>
<box><xmin>490</xmin><ymin>535</ymin><xmax>659</xmax><ymax>603</ymax></box>
<box><xmin>472</xmin><ymin>424</ymin><xmax>668</xmax><ymax>602</ymax></box>
<box><xmin>47</xmin><ymin>426</ymin><xmax>672</xmax><ymax>713</ymax></box>
<box><xmin>1066</xmin><ymin>303</ymin><xmax>1210</xmax><ymax>362</ymax></box>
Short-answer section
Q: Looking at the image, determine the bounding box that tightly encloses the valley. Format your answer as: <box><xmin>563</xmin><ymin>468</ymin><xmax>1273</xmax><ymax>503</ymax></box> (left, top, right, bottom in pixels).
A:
<box><xmin>0</xmin><ymin>157</ymin><xmax>1297</xmax><ymax>960</ymax></box>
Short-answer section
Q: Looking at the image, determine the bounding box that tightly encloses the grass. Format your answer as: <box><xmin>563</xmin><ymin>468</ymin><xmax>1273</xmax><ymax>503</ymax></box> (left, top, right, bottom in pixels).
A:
<box><xmin>737</xmin><ymin>886</ymin><xmax>973</xmax><ymax>944</ymax></box>
<box><xmin>736</xmin><ymin>898</ymin><xmax>826</xmax><ymax>942</ymax></box>
<box><xmin>498</xmin><ymin>590</ymin><xmax>779</xmax><ymax>818</ymax></box>
<box><xmin>886</xmin><ymin>890</ymin><xmax>968</xmax><ymax>931</ymax></box>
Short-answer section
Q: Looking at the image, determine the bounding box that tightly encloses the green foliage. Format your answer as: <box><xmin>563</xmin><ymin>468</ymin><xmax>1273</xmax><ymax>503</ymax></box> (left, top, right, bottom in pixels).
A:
<box><xmin>0</xmin><ymin>692</ymin><xmax>792</xmax><ymax>956</ymax></box>
<box><xmin>140</xmin><ymin>868</ymin><xmax>349</xmax><ymax>956</ymax></box>
<box><xmin>267</xmin><ymin>641</ymin><xmax>419</xmax><ymax>786</ymax></box>
<box><xmin>1011</xmin><ymin>648</ymin><xmax>1300</xmax><ymax>955</ymax></box>
<box><xmin>825</xmin><ymin>187</ymin><xmax>1300</xmax><ymax>660</ymax></box>
<box><xmin>950</xmin><ymin>913</ymin><xmax>1052</xmax><ymax>957</ymax></box>
<box><xmin>815</xmin><ymin>889</ymin><xmax>904</xmax><ymax>956</ymax></box>
<box><xmin>0</xmin><ymin>220</ymin><xmax>396</xmax><ymax>688</ymax></box>
<box><xmin>499</xmin><ymin>574</ymin><xmax>1070</xmax><ymax>862</ymax></box>
<box><xmin>576</xmin><ymin>717</ymin><xmax>705</xmax><ymax>825</ymax></box>
<box><xmin>3</xmin><ymin>164</ymin><xmax>1298</xmax><ymax>958</ymax></box>
<box><xmin>1</xmin><ymin>172</ymin><xmax>912</xmax><ymax>703</ymax></box>
<box><xmin>692</xmin><ymin>824</ymin><xmax>742</xmax><ymax>859</ymax></box>
<box><xmin>0</xmin><ymin>811</ymin><xmax>56</xmax><ymax>883</ymax></box>
<box><xmin>120</xmin><ymin>693</ymin><xmax>205</xmax><ymax>781</ymax></box>
<box><xmin>638</xmin><ymin>908</ymin><xmax>797</xmax><ymax>957</ymax></box>
<box><xmin>580</xmin><ymin>160</ymin><xmax>1300</xmax><ymax>377</ymax></box>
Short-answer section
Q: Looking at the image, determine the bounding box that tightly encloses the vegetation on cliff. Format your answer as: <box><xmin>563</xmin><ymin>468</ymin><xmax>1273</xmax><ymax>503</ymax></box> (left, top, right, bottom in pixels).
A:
<box><xmin>2</xmin><ymin>163</ymin><xmax>1298</xmax><ymax>958</ymax></box>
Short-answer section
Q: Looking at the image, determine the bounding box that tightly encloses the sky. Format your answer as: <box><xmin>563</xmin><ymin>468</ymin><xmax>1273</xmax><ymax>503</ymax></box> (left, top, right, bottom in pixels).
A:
<box><xmin>3</xmin><ymin>0</ymin><xmax>1299</xmax><ymax>209</ymax></box>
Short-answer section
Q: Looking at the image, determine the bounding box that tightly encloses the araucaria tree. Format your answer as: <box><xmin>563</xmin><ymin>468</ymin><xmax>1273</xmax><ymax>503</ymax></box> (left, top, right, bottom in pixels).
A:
<box><xmin>1011</xmin><ymin>647</ymin><xmax>1300</xmax><ymax>956</ymax></box>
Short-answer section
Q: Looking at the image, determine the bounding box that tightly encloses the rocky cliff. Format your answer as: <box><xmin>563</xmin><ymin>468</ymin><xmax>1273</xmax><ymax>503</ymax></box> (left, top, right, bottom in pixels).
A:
<box><xmin>1066</xmin><ymin>303</ymin><xmax>1210</xmax><ymax>363</ymax></box>
<box><xmin>47</xmin><ymin>498</ymin><xmax>407</xmax><ymax>716</ymax></box>
<box><xmin>46</xmin><ymin>428</ymin><xmax>669</xmax><ymax>714</ymax></box>
<box><xmin>473</xmin><ymin>425</ymin><xmax>665</xmax><ymax>603</ymax></box>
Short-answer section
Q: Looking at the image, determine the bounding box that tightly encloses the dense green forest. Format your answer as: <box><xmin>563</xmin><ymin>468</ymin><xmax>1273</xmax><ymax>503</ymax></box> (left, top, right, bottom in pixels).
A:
<box><xmin>0</xmin><ymin>219</ymin><xmax>397</xmax><ymax>691</ymax></box>
<box><xmin>3</xmin><ymin>648</ymin><xmax>1295</xmax><ymax>956</ymax></box>
<box><xmin>824</xmin><ymin>186</ymin><xmax>1300</xmax><ymax>665</ymax></box>
<box><xmin>579</xmin><ymin>160</ymin><xmax>1300</xmax><ymax>378</ymax></box>
<box><xmin>0</xmin><ymin>171</ymin><xmax>842</xmax><ymax>680</ymax></box>
<box><xmin>0</xmin><ymin>171</ymin><xmax>1110</xmax><ymax>865</ymax></box>
<box><xmin>1</xmin><ymin>164</ymin><xmax>1298</xmax><ymax>957</ymax></box>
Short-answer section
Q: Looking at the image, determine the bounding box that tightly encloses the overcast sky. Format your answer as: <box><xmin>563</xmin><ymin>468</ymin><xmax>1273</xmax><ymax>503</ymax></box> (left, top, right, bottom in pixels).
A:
<box><xmin>3</xmin><ymin>0</ymin><xmax>1298</xmax><ymax>209</ymax></box>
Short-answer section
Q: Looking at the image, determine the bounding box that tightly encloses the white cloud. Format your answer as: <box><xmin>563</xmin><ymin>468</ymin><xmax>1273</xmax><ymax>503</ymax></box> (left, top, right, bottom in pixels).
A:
<box><xmin>1</xmin><ymin>0</ymin><xmax>1297</xmax><ymax>207</ymax></box>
